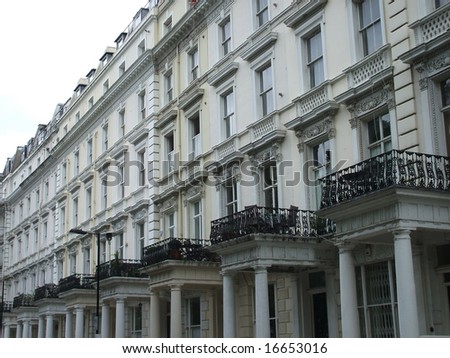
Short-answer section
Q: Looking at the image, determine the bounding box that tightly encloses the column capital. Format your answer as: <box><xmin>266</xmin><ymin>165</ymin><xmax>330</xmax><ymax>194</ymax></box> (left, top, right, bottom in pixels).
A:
<box><xmin>391</xmin><ymin>228</ymin><xmax>414</xmax><ymax>241</ymax></box>
<box><xmin>220</xmin><ymin>269</ymin><xmax>236</xmax><ymax>277</ymax></box>
<box><xmin>253</xmin><ymin>264</ymin><xmax>270</xmax><ymax>273</ymax></box>
<box><xmin>336</xmin><ymin>241</ymin><xmax>355</xmax><ymax>252</ymax></box>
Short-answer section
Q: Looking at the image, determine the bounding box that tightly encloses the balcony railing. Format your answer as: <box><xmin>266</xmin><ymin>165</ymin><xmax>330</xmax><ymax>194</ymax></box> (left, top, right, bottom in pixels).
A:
<box><xmin>34</xmin><ymin>283</ymin><xmax>59</xmax><ymax>301</ymax></box>
<box><xmin>57</xmin><ymin>274</ymin><xmax>95</xmax><ymax>294</ymax></box>
<box><xmin>320</xmin><ymin>150</ymin><xmax>450</xmax><ymax>208</ymax></box>
<box><xmin>141</xmin><ymin>237</ymin><xmax>220</xmax><ymax>267</ymax></box>
<box><xmin>98</xmin><ymin>259</ymin><xmax>144</xmax><ymax>280</ymax></box>
<box><xmin>412</xmin><ymin>3</ymin><xmax>450</xmax><ymax>45</ymax></box>
<box><xmin>12</xmin><ymin>294</ymin><xmax>35</xmax><ymax>308</ymax></box>
<box><xmin>210</xmin><ymin>206</ymin><xmax>335</xmax><ymax>244</ymax></box>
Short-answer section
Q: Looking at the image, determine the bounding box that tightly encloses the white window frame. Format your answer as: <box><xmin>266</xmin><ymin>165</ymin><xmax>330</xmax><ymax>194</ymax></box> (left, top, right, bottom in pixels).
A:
<box><xmin>348</xmin><ymin>0</ymin><xmax>386</xmax><ymax>61</ymax></box>
<box><xmin>165</xmin><ymin>132</ymin><xmax>175</xmax><ymax>175</ymax></box>
<box><xmin>136</xmin><ymin>222</ymin><xmax>146</xmax><ymax>258</ymax></box>
<box><xmin>60</xmin><ymin>206</ymin><xmax>66</xmax><ymax>235</ymax></box>
<box><xmin>191</xmin><ymin>200</ymin><xmax>203</xmax><ymax>242</ymax></box>
<box><xmin>115</xmin><ymin>233</ymin><xmax>125</xmax><ymax>259</ymax></box>
<box><xmin>221</xmin><ymin>87</ymin><xmax>235</xmax><ymax>139</ymax></box>
<box><xmin>188</xmin><ymin>46</ymin><xmax>199</xmax><ymax>82</ymax></box>
<box><xmin>69</xmin><ymin>252</ymin><xmax>77</xmax><ymax>275</ymax></box>
<box><xmin>138</xmin><ymin>150</ymin><xmax>146</xmax><ymax>186</ymax></box>
<box><xmin>309</xmin><ymin>138</ymin><xmax>331</xmax><ymax>210</ymax></box>
<box><xmin>138</xmin><ymin>90</ymin><xmax>146</xmax><ymax>120</ymax></box>
<box><xmin>164</xmin><ymin>68</ymin><xmax>174</xmax><ymax>104</ymax></box>
<box><xmin>356</xmin><ymin>260</ymin><xmax>399</xmax><ymax>338</ymax></box>
<box><xmin>255</xmin><ymin>61</ymin><xmax>275</xmax><ymax>118</ymax></box>
<box><xmin>102</xmin><ymin>123</ymin><xmax>109</xmax><ymax>151</ymax></box>
<box><xmin>185</xmin><ymin>297</ymin><xmax>201</xmax><ymax>338</ymax></box>
<box><xmin>223</xmin><ymin>179</ymin><xmax>238</xmax><ymax>216</ymax></box>
<box><xmin>261</xmin><ymin>164</ymin><xmax>278</xmax><ymax>208</ymax></box>
<box><xmin>101</xmin><ymin>179</ymin><xmax>108</xmax><ymax>210</ymax></box>
<box><xmin>86</xmin><ymin>186</ymin><xmax>92</xmax><ymax>220</ymax></box>
<box><xmin>72</xmin><ymin>197</ymin><xmax>79</xmax><ymax>227</ymax></box>
<box><xmin>366</xmin><ymin>112</ymin><xmax>392</xmax><ymax>158</ymax></box>
<box><xmin>87</xmin><ymin>138</ymin><xmax>93</xmax><ymax>165</ymax></box>
<box><xmin>254</xmin><ymin>0</ymin><xmax>269</xmax><ymax>29</ymax></box>
<box><xmin>165</xmin><ymin>211</ymin><xmax>176</xmax><ymax>239</ymax></box>
<box><xmin>137</xmin><ymin>39</ymin><xmax>146</xmax><ymax>56</ymax></box>
<box><xmin>119</xmin><ymin>109</ymin><xmax>126</xmax><ymax>137</ymax></box>
<box><xmin>219</xmin><ymin>16</ymin><xmax>232</xmax><ymax>57</ymax></box>
<box><xmin>131</xmin><ymin>305</ymin><xmax>143</xmax><ymax>338</ymax></box>
<box><xmin>83</xmin><ymin>247</ymin><xmax>91</xmax><ymax>274</ymax></box>
<box><xmin>188</xmin><ymin>113</ymin><xmax>201</xmax><ymax>160</ymax></box>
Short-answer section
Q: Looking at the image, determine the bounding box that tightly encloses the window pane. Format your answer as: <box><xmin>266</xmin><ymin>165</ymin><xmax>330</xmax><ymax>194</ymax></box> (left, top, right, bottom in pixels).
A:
<box><xmin>308</xmin><ymin>31</ymin><xmax>322</xmax><ymax>62</ymax></box>
<box><xmin>381</xmin><ymin>114</ymin><xmax>391</xmax><ymax>137</ymax></box>
<box><xmin>368</xmin><ymin>118</ymin><xmax>380</xmax><ymax>144</ymax></box>
<box><xmin>441</xmin><ymin>78</ymin><xmax>450</xmax><ymax>107</ymax></box>
<box><xmin>311</xmin><ymin>58</ymin><xmax>325</xmax><ymax>88</ymax></box>
<box><xmin>261</xmin><ymin>66</ymin><xmax>272</xmax><ymax>92</ymax></box>
<box><xmin>190</xmin><ymin>298</ymin><xmax>201</xmax><ymax>325</ymax></box>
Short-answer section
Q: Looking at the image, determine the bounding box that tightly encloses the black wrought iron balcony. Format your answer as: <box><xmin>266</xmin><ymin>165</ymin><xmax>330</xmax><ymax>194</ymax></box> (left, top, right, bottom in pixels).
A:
<box><xmin>12</xmin><ymin>294</ymin><xmax>35</xmax><ymax>308</ymax></box>
<box><xmin>141</xmin><ymin>237</ymin><xmax>220</xmax><ymax>267</ymax></box>
<box><xmin>1</xmin><ymin>301</ymin><xmax>13</xmax><ymax>312</ymax></box>
<box><xmin>210</xmin><ymin>206</ymin><xmax>335</xmax><ymax>245</ymax></box>
<box><xmin>320</xmin><ymin>150</ymin><xmax>450</xmax><ymax>208</ymax></box>
<box><xmin>34</xmin><ymin>283</ymin><xmax>59</xmax><ymax>301</ymax></box>
<box><xmin>98</xmin><ymin>259</ymin><xmax>144</xmax><ymax>280</ymax></box>
<box><xmin>57</xmin><ymin>274</ymin><xmax>95</xmax><ymax>294</ymax></box>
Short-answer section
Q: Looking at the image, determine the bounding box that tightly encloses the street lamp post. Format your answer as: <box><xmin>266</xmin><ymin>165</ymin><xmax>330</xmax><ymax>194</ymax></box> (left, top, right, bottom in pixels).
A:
<box><xmin>69</xmin><ymin>228</ymin><xmax>115</xmax><ymax>337</ymax></box>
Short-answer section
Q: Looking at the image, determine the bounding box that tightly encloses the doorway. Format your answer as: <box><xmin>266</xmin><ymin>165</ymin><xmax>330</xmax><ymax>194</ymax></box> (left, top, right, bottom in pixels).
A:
<box><xmin>312</xmin><ymin>292</ymin><xmax>329</xmax><ymax>338</ymax></box>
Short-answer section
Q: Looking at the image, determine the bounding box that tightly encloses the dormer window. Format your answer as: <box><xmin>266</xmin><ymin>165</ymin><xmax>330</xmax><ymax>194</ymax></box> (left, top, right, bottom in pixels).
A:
<box><xmin>115</xmin><ymin>32</ymin><xmax>127</xmax><ymax>49</ymax></box>
<box><xmin>74</xmin><ymin>84</ymin><xmax>86</xmax><ymax>97</ymax></box>
<box><xmin>86</xmin><ymin>69</ymin><xmax>96</xmax><ymax>83</ymax></box>
<box><xmin>100</xmin><ymin>52</ymin><xmax>113</xmax><ymax>67</ymax></box>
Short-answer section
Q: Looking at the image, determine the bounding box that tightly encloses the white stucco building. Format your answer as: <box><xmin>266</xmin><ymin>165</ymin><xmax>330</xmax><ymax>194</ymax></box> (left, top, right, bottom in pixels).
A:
<box><xmin>1</xmin><ymin>0</ymin><xmax>450</xmax><ymax>338</ymax></box>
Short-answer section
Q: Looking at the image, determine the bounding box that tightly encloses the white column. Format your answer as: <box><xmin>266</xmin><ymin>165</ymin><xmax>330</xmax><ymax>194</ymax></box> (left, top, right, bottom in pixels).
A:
<box><xmin>170</xmin><ymin>285</ymin><xmax>182</xmax><ymax>338</ymax></box>
<box><xmin>150</xmin><ymin>289</ymin><xmax>161</xmax><ymax>338</ymax></box>
<box><xmin>254</xmin><ymin>266</ymin><xmax>270</xmax><ymax>338</ymax></box>
<box><xmin>101</xmin><ymin>303</ymin><xmax>110</xmax><ymax>338</ymax></box>
<box><xmin>45</xmin><ymin>315</ymin><xmax>54</xmax><ymax>338</ymax></box>
<box><xmin>115</xmin><ymin>298</ymin><xmax>126</xmax><ymax>338</ymax></box>
<box><xmin>4</xmin><ymin>324</ymin><xmax>11</xmax><ymax>338</ymax></box>
<box><xmin>339</xmin><ymin>245</ymin><xmax>360</xmax><ymax>337</ymax></box>
<box><xmin>325</xmin><ymin>269</ymin><xmax>339</xmax><ymax>338</ymax></box>
<box><xmin>16</xmin><ymin>322</ymin><xmax>22</xmax><ymax>338</ymax></box>
<box><xmin>22</xmin><ymin>320</ymin><xmax>30</xmax><ymax>338</ymax></box>
<box><xmin>393</xmin><ymin>230</ymin><xmax>420</xmax><ymax>337</ymax></box>
<box><xmin>75</xmin><ymin>306</ymin><xmax>84</xmax><ymax>338</ymax></box>
<box><xmin>38</xmin><ymin>316</ymin><xmax>45</xmax><ymax>338</ymax></box>
<box><xmin>65</xmin><ymin>311</ymin><xmax>73</xmax><ymax>338</ymax></box>
<box><xmin>223</xmin><ymin>272</ymin><xmax>236</xmax><ymax>338</ymax></box>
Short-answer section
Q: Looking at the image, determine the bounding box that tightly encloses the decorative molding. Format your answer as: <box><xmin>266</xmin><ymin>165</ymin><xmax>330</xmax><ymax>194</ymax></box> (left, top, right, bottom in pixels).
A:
<box><xmin>81</xmin><ymin>237</ymin><xmax>91</xmax><ymax>248</ymax></box>
<box><xmin>133</xmin><ymin>208</ymin><xmax>147</xmax><ymax>222</ymax></box>
<box><xmin>296</xmin><ymin>118</ymin><xmax>335</xmax><ymax>145</ymax></box>
<box><xmin>159</xmin><ymin>196</ymin><xmax>177</xmax><ymax>213</ymax></box>
<box><xmin>249</xmin><ymin>143</ymin><xmax>283</xmax><ymax>167</ymax></box>
<box><xmin>113</xmin><ymin>219</ymin><xmax>127</xmax><ymax>232</ymax></box>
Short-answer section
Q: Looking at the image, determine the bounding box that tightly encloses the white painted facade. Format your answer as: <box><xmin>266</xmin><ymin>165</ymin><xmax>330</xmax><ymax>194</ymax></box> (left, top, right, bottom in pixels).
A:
<box><xmin>1</xmin><ymin>0</ymin><xmax>450</xmax><ymax>338</ymax></box>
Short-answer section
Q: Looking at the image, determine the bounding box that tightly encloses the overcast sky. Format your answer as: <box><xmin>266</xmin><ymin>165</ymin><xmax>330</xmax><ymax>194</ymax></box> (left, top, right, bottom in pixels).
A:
<box><xmin>0</xmin><ymin>0</ymin><xmax>148</xmax><ymax>169</ymax></box>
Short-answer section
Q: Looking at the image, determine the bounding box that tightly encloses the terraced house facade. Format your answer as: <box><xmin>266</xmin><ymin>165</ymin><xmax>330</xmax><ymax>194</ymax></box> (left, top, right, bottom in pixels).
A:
<box><xmin>1</xmin><ymin>0</ymin><xmax>450</xmax><ymax>338</ymax></box>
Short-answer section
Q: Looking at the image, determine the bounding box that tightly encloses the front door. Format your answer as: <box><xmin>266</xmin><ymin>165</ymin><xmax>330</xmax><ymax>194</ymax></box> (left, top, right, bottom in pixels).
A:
<box><xmin>312</xmin><ymin>292</ymin><xmax>329</xmax><ymax>338</ymax></box>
